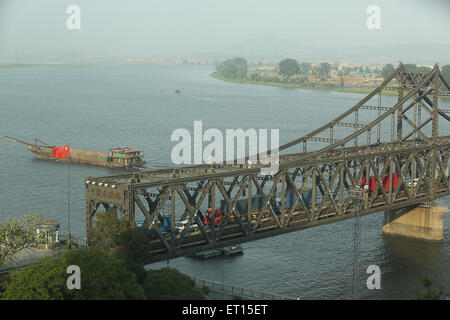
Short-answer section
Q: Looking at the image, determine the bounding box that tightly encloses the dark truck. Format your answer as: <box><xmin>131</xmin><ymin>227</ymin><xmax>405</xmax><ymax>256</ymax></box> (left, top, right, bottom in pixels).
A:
<box><xmin>136</xmin><ymin>217</ymin><xmax>171</xmax><ymax>236</ymax></box>
<box><xmin>217</xmin><ymin>187</ymin><xmax>314</xmax><ymax>220</ymax></box>
<box><xmin>271</xmin><ymin>188</ymin><xmax>313</xmax><ymax>214</ymax></box>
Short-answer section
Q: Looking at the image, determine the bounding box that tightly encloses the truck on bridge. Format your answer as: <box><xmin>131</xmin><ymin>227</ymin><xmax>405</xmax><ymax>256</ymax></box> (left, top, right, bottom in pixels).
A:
<box><xmin>359</xmin><ymin>174</ymin><xmax>399</xmax><ymax>192</ymax></box>
<box><xmin>136</xmin><ymin>217</ymin><xmax>171</xmax><ymax>236</ymax></box>
<box><xmin>214</xmin><ymin>188</ymin><xmax>314</xmax><ymax>222</ymax></box>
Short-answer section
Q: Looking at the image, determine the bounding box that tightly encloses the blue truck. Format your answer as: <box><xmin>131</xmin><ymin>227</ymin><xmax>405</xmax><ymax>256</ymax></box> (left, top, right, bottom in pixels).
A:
<box><xmin>219</xmin><ymin>187</ymin><xmax>313</xmax><ymax>217</ymax></box>
<box><xmin>271</xmin><ymin>188</ymin><xmax>313</xmax><ymax>214</ymax></box>
<box><xmin>219</xmin><ymin>193</ymin><xmax>265</xmax><ymax>216</ymax></box>
<box><xmin>136</xmin><ymin>217</ymin><xmax>171</xmax><ymax>235</ymax></box>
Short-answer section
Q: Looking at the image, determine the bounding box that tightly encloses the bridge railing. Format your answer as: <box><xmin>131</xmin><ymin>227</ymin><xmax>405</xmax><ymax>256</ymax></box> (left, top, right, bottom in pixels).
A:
<box><xmin>193</xmin><ymin>277</ymin><xmax>298</xmax><ymax>300</ymax></box>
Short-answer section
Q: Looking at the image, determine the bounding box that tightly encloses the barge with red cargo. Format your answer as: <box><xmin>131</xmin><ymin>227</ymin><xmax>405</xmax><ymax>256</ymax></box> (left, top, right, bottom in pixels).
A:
<box><xmin>3</xmin><ymin>136</ymin><xmax>146</xmax><ymax>168</ymax></box>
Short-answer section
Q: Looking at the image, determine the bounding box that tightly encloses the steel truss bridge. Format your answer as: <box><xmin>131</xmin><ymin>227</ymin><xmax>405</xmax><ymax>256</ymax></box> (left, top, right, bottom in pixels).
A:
<box><xmin>86</xmin><ymin>64</ymin><xmax>450</xmax><ymax>262</ymax></box>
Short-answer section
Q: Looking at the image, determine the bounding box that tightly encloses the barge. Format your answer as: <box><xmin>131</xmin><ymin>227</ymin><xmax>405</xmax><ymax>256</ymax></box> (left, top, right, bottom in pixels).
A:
<box><xmin>3</xmin><ymin>136</ymin><xmax>146</xmax><ymax>168</ymax></box>
<box><xmin>190</xmin><ymin>245</ymin><xmax>244</xmax><ymax>260</ymax></box>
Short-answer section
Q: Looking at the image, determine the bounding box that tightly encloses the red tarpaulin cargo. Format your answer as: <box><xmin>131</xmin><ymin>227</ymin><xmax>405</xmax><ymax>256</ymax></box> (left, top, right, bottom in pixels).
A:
<box><xmin>53</xmin><ymin>145</ymin><xmax>70</xmax><ymax>158</ymax></box>
<box><xmin>382</xmin><ymin>174</ymin><xmax>399</xmax><ymax>191</ymax></box>
<box><xmin>361</xmin><ymin>177</ymin><xmax>377</xmax><ymax>191</ymax></box>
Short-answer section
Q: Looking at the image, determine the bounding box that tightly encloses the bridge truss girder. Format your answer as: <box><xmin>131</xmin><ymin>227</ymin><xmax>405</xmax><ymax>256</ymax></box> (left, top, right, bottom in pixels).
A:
<box><xmin>85</xmin><ymin>138</ymin><xmax>449</xmax><ymax>262</ymax></box>
<box><xmin>85</xmin><ymin>64</ymin><xmax>450</xmax><ymax>263</ymax></box>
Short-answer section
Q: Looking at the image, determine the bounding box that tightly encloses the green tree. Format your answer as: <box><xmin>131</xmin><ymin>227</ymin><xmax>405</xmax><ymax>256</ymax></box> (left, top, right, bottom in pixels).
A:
<box><xmin>318</xmin><ymin>63</ymin><xmax>331</xmax><ymax>81</ymax></box>
<box><xmin>86</xmin><ymin>211</ymin><xmax>153</xmax><ymax>264</ymax></box>
<box><xmin>250</xmin><ymin>72</ymin><xmax>260</xmax><ymax>81</ymax></box>
<box><xmin>414</xmin><ymin>276</ymin><xmax>444</xmax><ymax>300</ymax></box>
<box><xmin>440</xmin><ymin>64</ymin><xmax>450</xmax><ymax>90</ymax></box>
<box><xmin>299</xmin><ymin>62</ymin><xmax>312</xmax><ymax>75</ymax></box>
<box><xmin>278</xmin><ymin>58</ymin><xmax>299</xmax><ymax>77</ymax></box>
<box><xmin>215</xmin><ymin>57</ymin><xmax>247</xmax><ymax>80</ymax></box>
<box><xmin>216</xmin><ymin>59</ymin><xmax>237</xmax><ymax>79</ymax></box>
<box><xmin>232</xmin><ymin>57</ymin><xmax>248</xmax><ymax>79</ymax></box>
<box><xmin>381</xmin><ymin>64</ymin><xmax>395</xmax><ymax>80</ymax></box>
<box><xmin>143</xmin><ymin>267</ymin><xmax>206</xmax><ymax>300</ymax></box>
<box><xmin>0</xmin><ymin>213</ymin><xmax>46</xmax><ymax>267</ymax></box>
<box><xmin>1</xmin><ymin>249</ymin><xmax>145</xmax><ymax>300</ymax></box>
<box><xmin>403</xmin><ymin>63</ymin><xmax>432</xmax><ymax>73</ymax></box>
<box><xmin>404</xmin><ymin>63</ymin><xmax>418</xmax><ymax>72</ymax></box>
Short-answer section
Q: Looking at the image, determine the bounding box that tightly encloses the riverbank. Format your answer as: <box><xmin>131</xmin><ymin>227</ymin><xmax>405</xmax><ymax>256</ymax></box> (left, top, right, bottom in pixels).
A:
<box><xmin>0</xmin><ymin>62</ymin><xmax>94</xmax><ymax>70</ymax></box>
<box><xmin>211</xmin><ymin>72</ymin><xmax>449</xmax><ymax>98</ymax></box>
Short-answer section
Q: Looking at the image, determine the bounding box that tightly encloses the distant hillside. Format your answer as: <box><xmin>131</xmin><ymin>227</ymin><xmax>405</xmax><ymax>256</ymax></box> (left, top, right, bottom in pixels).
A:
<box><xmin>192</xmin><ymin>35</ymin><xmax>450</xmax><ymax>65</ymax></box>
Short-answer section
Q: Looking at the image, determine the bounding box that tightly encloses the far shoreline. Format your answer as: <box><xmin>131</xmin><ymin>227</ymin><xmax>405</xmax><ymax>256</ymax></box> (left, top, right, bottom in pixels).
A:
<box><xmin>210</xmin><ymin>72</ymin><xmax>450</xmax><ymax>98</ymax></box>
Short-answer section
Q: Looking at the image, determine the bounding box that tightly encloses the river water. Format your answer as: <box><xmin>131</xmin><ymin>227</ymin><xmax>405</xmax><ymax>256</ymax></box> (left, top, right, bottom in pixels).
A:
<box><xmin>0</xmin><ymin>63</ymin><xmax>449</xmax><ymax>299</ymax></box>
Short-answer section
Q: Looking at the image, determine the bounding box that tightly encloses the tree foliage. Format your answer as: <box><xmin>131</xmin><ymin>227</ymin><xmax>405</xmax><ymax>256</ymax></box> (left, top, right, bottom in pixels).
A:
<box><xmin>414</xmin><ymin>276</ymin><xmax>444</xmax><ymax>300</ymax></box>
<box><xmin>318</xmin><ymin>63</ymin><xmax>331</xmax><ymax>81</ymax></box>
<box><xmin>0</xmin><ymin>250</ymin><xmax>207</xmax><ymax>300</ymax></box>
<box><xmin>404</xmin><ymin>63</ymin><xmax>432</xmax><ymax>73</ymax></box>
<box><xmin>143</xmin><ymin>267</ymin><xmax>206</xmax><ymax>300</ymax></box>
<box><xmin>0</xmin><ymin>249</ymin><xmax>145</xmax><ymax>300</ymax></box>
<box><xmin>440</xmin><ymin>64</ymin><xmax>450</xmax><ymax>90</ymax></box>
<box><xmin>86</xmin><ymin>212</ymin><xmax>153</xmax><ymax>264</ymax></box>
<box><xmin>216</xmin><ymin>57</ymin><xmax>248</xmax><ymax>80</ymax></box>
<box><xmin>299</xmin><ymin>62</ymin><xmax>312</xmax><ymax>75</ymax></box>
<box><xmin>381</xmin><ymin>64</ymin><xmax>395</xmax><ymax>80</ymax></box>
<box><xmin>0</xmin><ymin>213</ymin><xmax>46</xmax><ymax>267</ymax></box>
<box><xmin>278</xmin><ymin>58</ymin><xmax>299</xmax><ymax>77</ymax></box>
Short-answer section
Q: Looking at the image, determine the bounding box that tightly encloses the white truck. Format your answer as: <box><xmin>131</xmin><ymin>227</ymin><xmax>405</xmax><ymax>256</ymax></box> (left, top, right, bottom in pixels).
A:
<box><xmin>175</xmin><ymin>220</ymin><xmax>199</xmax><ymax>234</ymax></box>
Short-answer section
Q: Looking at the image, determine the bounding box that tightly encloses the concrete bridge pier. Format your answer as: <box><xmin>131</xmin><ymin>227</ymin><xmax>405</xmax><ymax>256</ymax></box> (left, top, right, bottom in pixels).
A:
<box><xmin>382</xmin><ymin>205</ymin><xmax>448</xmax><ymax>241</ymax></box>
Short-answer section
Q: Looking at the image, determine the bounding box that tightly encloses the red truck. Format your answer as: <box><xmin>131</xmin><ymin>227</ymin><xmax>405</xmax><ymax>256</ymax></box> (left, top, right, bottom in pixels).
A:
<box><xmin>204</xmin><ymin>209</ymin><xmax>223</xmax><ymax>225</ymax></box>
<box><xmin>360</xmin><ymin>174</ymin><xmax>399</xmax><ymax>192</ymax></box>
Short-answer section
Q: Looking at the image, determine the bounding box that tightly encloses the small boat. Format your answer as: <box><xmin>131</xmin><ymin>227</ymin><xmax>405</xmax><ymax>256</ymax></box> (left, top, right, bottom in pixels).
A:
<box><xmin>190</xmin><ymin>249</ymin><xmax>222</xmax><ymax>260</ymax></box>
<box><xmin>3</xmin><ymin>136</ymin><xmax>146</xmax><ymax>168</ymax></box>
<box><xmin>190</xmin><ymin>245</ymin><xmax>244</xmax><ymax>260</ymax></box>
<box><xmin>221</xmin><ymin>244</ymin><xmax>243</xmax><ymax>256</ymax></box>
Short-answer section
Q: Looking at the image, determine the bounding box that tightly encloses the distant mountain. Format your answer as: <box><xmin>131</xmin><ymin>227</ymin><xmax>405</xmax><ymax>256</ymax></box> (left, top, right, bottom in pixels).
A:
<box><xmin>191</xmin><ymin>35</ymin><xmax>450</xmax><ymax>65</ymax></box>
<box><xmin>193</xmin><ymin>34</ymin><xmax>317</xmax><ymax>60</ymax></box>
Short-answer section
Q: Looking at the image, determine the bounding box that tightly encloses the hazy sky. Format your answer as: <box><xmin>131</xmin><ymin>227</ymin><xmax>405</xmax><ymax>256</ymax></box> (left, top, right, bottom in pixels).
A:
<box><xmin>0</xmin><ymin>0</ymin><xmax>449</xmax><ymax>59</ymax></box>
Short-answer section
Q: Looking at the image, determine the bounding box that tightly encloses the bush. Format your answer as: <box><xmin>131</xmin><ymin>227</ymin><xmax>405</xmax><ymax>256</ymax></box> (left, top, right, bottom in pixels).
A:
<box><xmin>87</xmin><ymin>212</ymin><xmax>153</xmax><ymax>265</ymax></box>
<box><xmin>0</xmin><ymin>249</ymin><xmax>145</xmax><ymax>300</ymax></box>
<box><xmin>143</xmin><ymin>267</ymin><xmax>206</xmax><ymax>300</ymax></box>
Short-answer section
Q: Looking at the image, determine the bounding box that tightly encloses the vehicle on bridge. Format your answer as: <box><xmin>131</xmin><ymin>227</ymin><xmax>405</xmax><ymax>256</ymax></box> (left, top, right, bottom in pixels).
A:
<box><xmin>204</xmin><ymin>209</ymin><xmax>223</xmax><ymax>225</ymax></box>
<box><xmin>358</xmin><ymin>174</ymin><xmax>399</xmax><ymax>192</ymax></box>
<box><xmin>217</xmin><ymin>188</ymin><xmax>314</xmax><ymax>220</ymax></box>
<box><xmin>407</xmin><ymin>178</ymin><xmax>420</xmax><ymax>188</ymax></box>
<box><xmin>136</xmin><ymin>217</ymin><xmax>171</xmax><ymax>236</ymax></box>
<box><xmin>271</xmin><ymin>188</ymin><xmax>313</xmax><ymax>215</ymax></box>
<box><xmin>175</xmin><ymin>219</ymin><xmax>199</xmax><ymax>233</ymax></box>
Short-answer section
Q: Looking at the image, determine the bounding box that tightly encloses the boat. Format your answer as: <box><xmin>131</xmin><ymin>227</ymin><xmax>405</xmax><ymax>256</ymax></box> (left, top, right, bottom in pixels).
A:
<box><xmin>3</xmin><ymin>136</ymin><xmax>146</xmax><ymax>168</ymax></box>
<box><xmin>189</xmin><ymin>245</ymin><xmax>244</xmax><ymax>260</ymax></box>
<box><xmin>221</xmin><ymin>244</ymin><xmax>243</xmax><ymax>256</ymax></box>
<box><xmin>190</xmin><ymin>249</ymin><xmax>222</xmax><ymax>260</ymax></box>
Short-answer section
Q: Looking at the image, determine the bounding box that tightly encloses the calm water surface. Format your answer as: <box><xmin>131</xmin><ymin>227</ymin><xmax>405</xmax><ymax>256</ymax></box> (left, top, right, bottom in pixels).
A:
<box><xmin>0</xmin><ymin>63</ymin><xmax>449</xmax><ymax>299</ymax></box>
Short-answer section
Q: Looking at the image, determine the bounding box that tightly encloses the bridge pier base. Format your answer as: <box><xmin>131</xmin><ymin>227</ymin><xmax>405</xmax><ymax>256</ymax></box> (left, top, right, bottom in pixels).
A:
<box><xmin>382</xmin><ymin>205</ymin><xmax>447</xmax><ymax>241</ymax></box>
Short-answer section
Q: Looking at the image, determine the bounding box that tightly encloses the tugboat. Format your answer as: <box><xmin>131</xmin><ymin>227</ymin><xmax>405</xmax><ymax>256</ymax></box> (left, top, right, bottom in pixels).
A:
<box><xmin>3</xmin><ymin>136</ymin><xmax>146</xmax><ymax>168</ymax></box>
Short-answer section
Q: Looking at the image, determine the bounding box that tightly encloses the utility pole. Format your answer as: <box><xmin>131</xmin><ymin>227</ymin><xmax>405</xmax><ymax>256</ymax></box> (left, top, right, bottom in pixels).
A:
<box><xmin>349</xmin><ymin>185</ymin><xmax>366</xmax><ymax>300</ymax></box>
<box><xmin>67</xmin><ymin>165</ymin><xmax>71</xmax><ymax>248</ymax></box>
